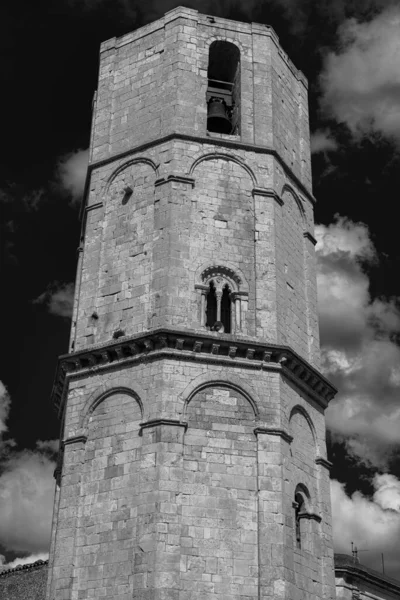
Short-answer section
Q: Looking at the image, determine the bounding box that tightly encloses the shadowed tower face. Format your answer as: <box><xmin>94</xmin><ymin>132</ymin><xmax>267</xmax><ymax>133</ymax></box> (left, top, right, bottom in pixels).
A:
<box><xmin>46</xmin><ymin>7</ymin><xmax>337</xmax><ymax>600</ymax></box>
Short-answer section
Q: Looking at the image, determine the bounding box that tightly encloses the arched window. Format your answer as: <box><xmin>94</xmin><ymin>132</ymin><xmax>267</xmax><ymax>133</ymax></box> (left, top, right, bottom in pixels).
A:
<box><xmin>206</xmin><ymin>280</ymin><xmax>218</xmax><ymax>329</ymax></box>
<box><xmin>294</xmin><ymin>492</ymin><xmax>305</xmax><ymax>549</ymax></box>
<box><xmin>205</xmin><ymin>280</ymin><xmax>232</xmax><ymax>333</ymax></box>
<box><xmin>206</xmin><ymin>41</ymin><xmax>241</xmax><ymax>135</ymax></box>
<box><xmin>195</xmin><ymin>266</ymin><xmax>248</xmax><ymax>334</ymax></box>
<box><xmin>221</xmin><ymin>285</ymin><xmax>232</xmax><ymax>333</ymax></box>
<box><xmin>293</xmin><ymin>484</ymin><xmax>315</xmax><ymax>552</ymax></box>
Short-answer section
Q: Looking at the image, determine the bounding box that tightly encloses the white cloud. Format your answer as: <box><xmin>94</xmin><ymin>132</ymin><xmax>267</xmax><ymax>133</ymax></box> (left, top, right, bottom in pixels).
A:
<box><xmin>35</xmin><ymin>439</ymin><xmax>59</xmax><ymax>454</ymax></box>
<box><xmin>0</xmin><ymin>450</ymin><xmax>55</xmax><ymax>553</ymax></box>
<box><xmin>310</xmin><ymin>130</ymin><xmax>338</xmax><ymax>154</ymax></box>
<box><xmin>56</xmin><ymin>148</ymin><xmax>88</xmax><ymax>206</ymax></box>
<box><xmin>0</xmin><ymin>552</ymin><xmax>49</xmax><ymax>572</ymax></box>
<box><xmin>331</xmin><ymin>476</ymin><xmax>400</xmax><ymax>578</ymax></box>
<box><xmin>374</xmin><ymin>473</ymin><xmax>400</xmax><ymax>511</ymax></box>
<box><xmin>34</xmin><ymin>281</ymin><xmax>75</xmax><ymax>318</ymax></box>
<box><xmin>316</xmin><ymin>216</ymin><xmax>400</xmax><ymax>466</ymax></box>
<box><xmin>0</xmin><ymin>387</ymin><xmax>57</xmax><ymax>555</ymax></box>
<box><xmin>320</xmin><ymin>6</ymin><xmax>400</xmax><ymax>141</ymax></box>
<box><xmin>316</xmin><ymin>215</ymin><xmax>376</xmax><ymax>261</ymax></box>
<box><xmin>0</xmin><ymin>381</ymin><xmax>11</xmax><ymax>435</ymax></box>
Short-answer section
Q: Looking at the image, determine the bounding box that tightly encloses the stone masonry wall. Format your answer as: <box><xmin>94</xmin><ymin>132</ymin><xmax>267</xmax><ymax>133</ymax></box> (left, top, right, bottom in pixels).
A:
<box><xmin>72</xmin><ymin>141</ymin><xmax>319</xmax><ymax>367</ymax></box>
<box><xmin>182</xmin><ymin>386</ymin><xmax>258</xmax><ymax>600</ymax></box>
<box><xmin>91</xmin><ymin>8</ymin><xmax>311</xmax><ymax>191</ymax></box>
<box><xmin>283</xmin><ymin>379</ymin><xmax>335</xmax><ymax>600</ymax></box>
<box><xmin>46</xmin><ymin>358</ymin><xmax>334</xmax><ymax>600</ymax></box>
<box><xmin>48</xmin><ymin>8</ymin><xmax>334</xmax><ymax>600</ymax></box>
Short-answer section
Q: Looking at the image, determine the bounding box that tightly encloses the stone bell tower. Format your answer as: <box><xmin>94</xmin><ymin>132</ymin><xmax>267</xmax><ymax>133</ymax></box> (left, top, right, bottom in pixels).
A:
<box><xmin>46</xmin><ymin>7</ymin><xmax>337</xmax><ymax>600</ymax></box>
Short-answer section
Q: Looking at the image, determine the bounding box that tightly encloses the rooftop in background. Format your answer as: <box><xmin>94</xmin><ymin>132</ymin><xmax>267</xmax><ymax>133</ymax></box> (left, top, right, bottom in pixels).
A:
<box><xmin>335</xmin><ymin>553</ymin><xmax>400</xmax><ymax>596</ymax></box>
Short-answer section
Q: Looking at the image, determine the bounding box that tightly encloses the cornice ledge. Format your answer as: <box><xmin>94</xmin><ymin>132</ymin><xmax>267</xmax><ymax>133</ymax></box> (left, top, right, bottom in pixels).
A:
<box><xmin>84</xmin><ymin>133</ymin><xmax>315</xmax><ymax>210</ymax></box>
<box><xmin>51</xmin><ymin>328</ymin><xmax>337</xmax><ymax>418</ymax></box>
<box><xmin>155</xmin><ymin>174</ymin><xmax>195</xmax><ymax>187</ymax></box>
<box><xmin>139</xmin><ymin>418</ymin><xmax>188</xmax><ymax>435</ymax></box>
<box><xmin>315</xmin><ymin>456</ymin><xmax>333</xmax><ymax>470</ymax></box>
<box><xmin>85</xmin><ymin>201</ymin><xmax>103</xmax><ymax>213</ymax></box>
<box><xmin>252</xmin><ymin>187</ymin><xmax>284</xmax><ymax>206</ymax></box>
<box><xmin>303</xmin><ymin>231</ymin><xmax>317</xmax><ymax>245</ymax></box>
<box><xmin>299</xmin><ymin>512</ymin><xmax>322</xmax><ymax>523</ymax></box>
<box><xmin>254</xmin><ymin>427</ymin><xmax>293</xmax><ymax>443</ymax></box>
<box><xmin>63</xmin><ymin>435</ymin><xmax>88</xmax><ymax>447</ymax></box>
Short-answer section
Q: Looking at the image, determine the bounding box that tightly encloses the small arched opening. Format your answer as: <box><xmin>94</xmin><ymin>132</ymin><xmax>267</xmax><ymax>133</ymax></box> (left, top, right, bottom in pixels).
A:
<box><xmin>221</xmin><ymin>284</ymin><xmax>232</xmax><ymax>333</ymax></box>
<box><xmin>207</xmin><ymin>41</ymin><xmax>241</xmax><ymax>135</ymax></box>
<box><xmin>294</xmin><ymin>491</ymin><xmax>306</xmax><ymax>549</ymax></box>
<box><xmin>206</xmin><ymin>280</ymin><xmax>218</xmax><ymax>329</ymax></box>
<box><xmin>196</xmin><ymin>265</ymin><xmax>248</xmax><ymax>334</ymax></box>
<box><xmin>293</xmin><ymin>484</ymin><xmax>314</xmax><ymax>552</ymax></box>
<box><xmin>205</xmin><ymin>280</ymin><xmax>232</xmax><ymax>333</ymax></box>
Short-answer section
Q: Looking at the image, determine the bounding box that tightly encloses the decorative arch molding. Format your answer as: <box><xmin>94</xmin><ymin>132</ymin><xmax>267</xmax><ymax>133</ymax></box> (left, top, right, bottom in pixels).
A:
<box><xmin>188</xmin><ymin>152</ymin><xmax>257</xmax><ymax>186</ymax></box>
<box><xmin>289</xmin><ymin>404</ymin><xmax>317</xmax><ymax>447</ymax></box>
<box><xmin>195</xmin><ymin>261</ymin><xmax>249</xmax><ymax>292</ymax></box>
<box><xmin>201</xmin><ymin>266</ymin><xmax>238</xmax><ymax>292</ymax></box>
<box><xmin>180</xmin><ymin>373</ymin><xmax>259</xmax><ymax>419</ymax></box>
<box><xmin>293</xmin><ymin>482</ymin><xmax>321</xmax><ymax>523</ymax></box>
<box><xmin>194</xmin><ymin>262</ymin><xmax>249</xmax><ymax>333</ymax></box>
<box><xmin>80</xmin><ymin>379</ymin><xmax>146</xmax><ymax>432</ymax></box>
<box><xmin>204</xmin><ymin>35</ymin><xmax>243</xmax><ymax>55</ymax></box>
<box><xmin>294</xmin><ymin>482</ymin><xmax>312</xmax><ymax>508</ymax></box>
<box><xmin>103</xmin><ymin>157</ymin><xmax>159</xmax><ymax>198</ymax></box>
<box><xmin>293</xmin><ymin>481</ymin><xmax>321</xmax><ymax>551</ymax></box>
<box><xmin>281</xmin><ymin>183</ymin><xmax>306</xmax><ymax>224</ymax></box>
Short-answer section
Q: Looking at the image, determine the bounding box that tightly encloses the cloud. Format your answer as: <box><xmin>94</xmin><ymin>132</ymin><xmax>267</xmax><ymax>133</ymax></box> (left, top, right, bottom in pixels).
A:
<box><xmin>0</xmin><ymin>381</ymin><xmax>11</xmax><ymax>436</ymax></box>
<box><xmin>1</xmin><ymin>147</ymin><xmax>87</xmax><ymax>218</ymax></box>
<box><xmin>320</xmin><ymin>5</ymin><xmax>400</xmax><ymax>142</ymax></box>
<box><xmin>331</xmin><ymin>476</ymin><xmax>400</xmax><ymax>578</ymax></box>
<box><xmin>0</xmin><ymin>184</ymin><xmax>47</xmax><ymax>213</ymax></box>
<box><xmin>35</xmin><ymin>440</ymin><xmax>59</xmax><ymax>454</ymax></box>
<box><xmin>310</xmin><ymin>130</ymin><xmax>338</xmax><ymax>154</ymax></box>
<box><xmin>34</xmin><ymin>282</ymin><xmax>75</xmax><ymax>318</ymax></box>
<box><xmin>0</xmin><ymin>552</ymin><xmax>49</xmax><ymax>572</ymax></box>
<box><xmin>316</xmin><ymin>216</ymin><xmax>400</xmax><ymax>467</ymax></box>
<box><xmin>0</xmin><ymin>450</ymin><xmax>56</xmax><ymax>553</ymax></box>
<box><xmin>55</xmin><ymin>148</ymin><xmax>88</xmax><ymax>206</ymax></box>
<box><xmin>0</xmin><ymin>387</ymin><xmax>57</xmax><ymax>555</ymax></box>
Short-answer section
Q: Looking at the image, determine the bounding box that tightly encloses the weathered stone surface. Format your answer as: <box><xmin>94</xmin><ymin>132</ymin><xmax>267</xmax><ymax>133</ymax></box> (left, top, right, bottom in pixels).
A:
<box><xmin>46</xmin><ymin>7</ymin><xmax>336</xmax><ymax>600</ymax></box>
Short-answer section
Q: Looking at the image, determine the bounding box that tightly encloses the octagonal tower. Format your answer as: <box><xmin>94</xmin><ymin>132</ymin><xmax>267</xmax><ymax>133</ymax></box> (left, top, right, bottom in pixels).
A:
<box><xmin>46</xmin><ymin>7</ymin><xmax>337</xmax><ymax>600</ymax></box>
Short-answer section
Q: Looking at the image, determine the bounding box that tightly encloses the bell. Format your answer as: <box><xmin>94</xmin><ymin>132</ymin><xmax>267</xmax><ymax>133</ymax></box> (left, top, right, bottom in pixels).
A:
<box><xmin>207</xmin><ymin>97</ymin><xmax>232</xmax><ymax>134</ymax></box>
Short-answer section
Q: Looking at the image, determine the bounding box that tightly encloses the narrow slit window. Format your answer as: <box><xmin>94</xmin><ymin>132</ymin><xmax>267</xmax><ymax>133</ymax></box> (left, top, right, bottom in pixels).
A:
<box><xmin>295</xmin><ymin>492</ymin><xmax>305</xmax><ymax>549</ymax></box>
<box><xmin>221</xmin><ymin>285</ymin><xmax>231</xmax><ymax>333</ymax></box>
<box><xmin>206</xmin><ymin>281</ymin><xmax>218</xmax><ymax>329</ymax></box>
<box><xmin>207</xmin><ymin>41</ymin><xmax>241</xmax><ymax>135</ymax></box>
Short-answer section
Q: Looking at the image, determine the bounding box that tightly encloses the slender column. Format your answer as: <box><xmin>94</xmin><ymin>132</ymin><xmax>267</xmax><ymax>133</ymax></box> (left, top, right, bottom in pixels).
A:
<box><xmin>45</xmin><ymin>481</ymin><xmax>61</xmax><ymax>600</ymax></box>
<box><xmin>195</xmin><ymin>284</ymin><xmax>209</xmax><ymax>327</ymax></box>
<box><xmin>232</xmin><ymin>292</ymin><xmax>242</xmax><ymax>332</ymax></box>
<box><xmin>46</xmin><ymin>436</ymin><xmax>87</xmax><ymax>600</ymax></box>
<box><xmin>255</xmin><ymin>427</ymin><xmax>292</xmax><ymax>599</ymax></box>
<box><xmin>315</xmin><ymin>457</ymin><xmax>336</xmax><ymax>600</ymax></box>
<box><xmin>137</xmin><ymin>419</ymin><xmax>187</xmax><ymax>600</ymax></box>
<box><xmin>303</xmin><ymin>231</ymin><xmax>320</xmax><ymax>367</ymax></box>
<box><xmin>201</xmin><ymin>291</ymin><xmax>206</xmax><ymax>326</ymax></box>
<box><xmin>230</xmin><ymin>294</ymin><xmax>236</xmax><ymax>332</ymax></box>
<box><xmin>252</xmin><ymin>188</ymin><xmax>281</xmax><ymax>341</ymax></box>
<box><xmin>216</xmin><ymin>291</ymin><xmax>222</xmax><ymax>322</ymax></box>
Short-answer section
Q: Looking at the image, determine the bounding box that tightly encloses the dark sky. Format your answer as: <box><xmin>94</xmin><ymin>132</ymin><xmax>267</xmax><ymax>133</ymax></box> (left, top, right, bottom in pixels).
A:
<box><xmin>1</xmin><ymin>0</ymin><xmax>400</xmax><ymax>580</ymax></box>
